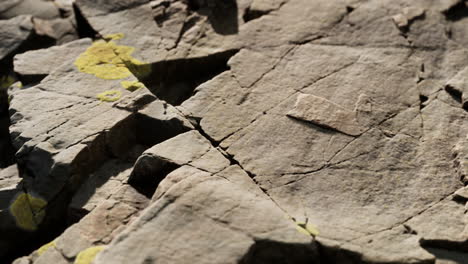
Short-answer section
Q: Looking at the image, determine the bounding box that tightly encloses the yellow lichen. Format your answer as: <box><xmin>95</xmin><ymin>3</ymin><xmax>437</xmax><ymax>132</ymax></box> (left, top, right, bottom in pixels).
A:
<box><xmin>0</xmin><ymin>75</ymin><xmax>16</xmax><ymax>89</ymax></box>
<box><xmin>37</xmin><ymin>240</ymin><xmax>56</xmax><ymax>256</ymax></box>
<box><xmin>9</xmin><ymin>193</ymin><xmax>47</xmax><ymax>231</ymax></box>
<box><xmin>295</xmin><ymin>221</ymin><xmax>319</xmax><ymax>237</ymax></box>
<box><xmin>74</xmin><ymin>38</ymin><xmax>150</xmax><ymax>80</ymax></box>
<box><xmin>103</xmin><ymin>33</ymin><xmax>125</xmax><ymax>41</ymax></box>
<box><xmin>74</xmin><ymin>246</ymin><xmax>105</xmax><ymax>264</ymax></box>
<box><xmin>120</xmin><ymin>80</ymin><xmax>144</xmax><ymax>92</ymax></box>
<box><xmin>96</xmin><ymin>90</ymin><xmax>122</xmax><ymax>102</ymax></box>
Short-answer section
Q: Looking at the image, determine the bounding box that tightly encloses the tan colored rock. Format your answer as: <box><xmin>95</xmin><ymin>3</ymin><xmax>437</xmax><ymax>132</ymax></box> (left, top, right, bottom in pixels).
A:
<box><xmin>96</xmin><ymin>165</ymin><xmax>319</xmax><ymax>264</ymax></box>
<box><xmin>287</xmin><ymin>93</ymin><xmax>367</xmax><ymax>136</ymax></box>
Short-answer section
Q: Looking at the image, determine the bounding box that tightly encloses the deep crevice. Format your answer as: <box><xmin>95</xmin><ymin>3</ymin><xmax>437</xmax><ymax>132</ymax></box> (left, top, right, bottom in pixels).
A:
<box><xmin>239</xmin><ymin>240</ymin><xmax>319</xmax><ymax>264</ymax></box>
<box><xmin>315</xmin><ymin>240</ymin><xmax>363</xmax><ymax>264</ymax></box>
<box><xmin>72</xmin><ymin>3</ymin><xmax>99</xmax><ymax>39</ymax></box>
<box><xmin>420</xmin><ymin>239</ymin><xmax>468</xmax><ymax>253</ymax></box>
<box><xmin>127</xmin><ymin>112</ymin><xmax>192</xmax><ymax>197</ymax></box>
<box><xmin>443</xmin><ymin>0</ymin><xmax>468</xmax><ymax>22</ymax></box>
<box><xmin>129</xmin><ymin>158</ymin><xmax>180</xmax><ymax>198</ymax></box>
<box><xmin>445</xmin><ymin>85</ymin><xmax>463</xmax><ymax>104</ymax></box>
<box><xmin>2</xmin><ymin>99</ymin><xmax>192</xmax><ymax>260</ymax></box>
<box><xmin>134</xmin><ymin>49</ymin><xmax>239</xmax><ymax>106</ymax></box>
<box><xmin>0</xmin><ymin>23</ymin><xmax>59</xmax><ymax>168</ymax></box>
<box><xmin>243</xmin><ymin>7</ymin><xmax>270</xmax><ymax>22</ymax></box>
<box><xmin>424</xmin><ymin>247</ymin><xmax>468</xmax><ymax>263</ymax></box>
<box><xmin>188</xmin><ymin>0</ymin><xmax>239</xmax><ymax>35</ymax></box>
<box><xmin>419</xmin><ymin>94</ymin><xmax>428</xmax><ymax>109</ymax></box>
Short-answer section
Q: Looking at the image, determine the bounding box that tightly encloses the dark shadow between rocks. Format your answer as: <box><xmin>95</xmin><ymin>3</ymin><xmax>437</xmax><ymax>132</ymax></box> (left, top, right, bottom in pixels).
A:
<box><xmin>239</xmin><ymin>239</ymin><xmax>320</xmax><ymax>264</ymax></box>
<box><xmin>72</xmin><ymin>3</ymin><xmax>99</xmax><ymax>39</ymax></box>
<box><xmin>67</xmin><ymin>161</ymin><xmax>134</xmax><ymax>222</ymax></box>
<box><xmin>315</xmin><ymin>240</ymin><xmax>363</xmax><ymax>264</ymax></box>
<box><xmin>443</xmin><ymin>1</ymin><xmax>468</xmax><ymax>22</ymax></box>
<box><xmin>420</xmin><ymin>239</ymin><xmax>468</xmax><ymax>252</ymax></box>
<box><xmin>287</xmin><ymin>115</ymin><xmax>344</xmax><ymax>136</ymax></box>
<box><xmin>445</xmin><ymin>85</ymin><xmax>463</xmax><ymax>104</ymax></box>
<box><xmin>445</xmin><ymin>85</ymin><xmax>468</xmax><ymax>111</ymax></box>
<box><xmin>0</xmin><ymin>101</ymin><xmax>15</xmax><ymax>168</ymax></box>
<box><xmin>424</xmin><ymin>247</ymin><xmax>468</xmax><ymax>263</ymax></box>
<box><xmin>188</xmin><ymin>0</ymin><xmax>239</xmax><ymax>35</ymax></box>
<box><xmin>132</xmin><ymin>49</ymin><xmax>239</xmax><ymax>106</ymax></box>
<box><xmin>128</xmin><ymin>158</ymin><xmax>179</xmax><ymax>198</ymax></box>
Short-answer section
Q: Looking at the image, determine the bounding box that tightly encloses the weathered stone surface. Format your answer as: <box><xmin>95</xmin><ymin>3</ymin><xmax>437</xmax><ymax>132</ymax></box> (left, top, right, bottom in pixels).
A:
<box><xmin>69</xmin><ymin>160</ymin><xmax>146</xmax><ymax>216</ymax></box>
<box><xmin>287</xmin><ymin>93</ymin><xmax>367</xmax><ymax>136</ymax></box>
<box><xmin>0</xmin><ymin>164</ymin><xmax>21</xmax><ymax>189</ymax></box>
<box><xmin>96</xmin><ymin>165</ymin><xmax>319</xmax><ymax>264</ymax></box>
<box><xmin>0</xmin><ymin>15</ymin><xmax>33</xmax><ymax>62</ymax></box>
<box><xmin>75</xmin><ymin>0</ymin><xmax>241</xmax><ymax>63</ymax></box>
<box><xmin>5</xmin><ymin>0</ymin><xmax>468</xmax><ymax>263</ymax></box>
<box><xmin>14</xmin><ymin>38</ymin><xmax>91</xmax><ymax>83</ymax></box>
<box><xmin>129</xmin><ymin>130</ymin><xmax>229</xmax><ymax>195</ymax></box>
<box><xmin>32</xmin><ymin>17</ymin><xmax>78</xmax><ymax>45</ymax></box>
<box><xmin>0</xmin><ymin>0</ymin><xmax>60</xmax><ymax>20</ymax></box>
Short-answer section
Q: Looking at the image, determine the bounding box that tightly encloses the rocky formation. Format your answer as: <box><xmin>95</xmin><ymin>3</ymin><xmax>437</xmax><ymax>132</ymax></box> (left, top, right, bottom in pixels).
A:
<box><xmin>0</xmin><ymin>0</ymin><xmax>467</xmax><ymax>263</ymax></box>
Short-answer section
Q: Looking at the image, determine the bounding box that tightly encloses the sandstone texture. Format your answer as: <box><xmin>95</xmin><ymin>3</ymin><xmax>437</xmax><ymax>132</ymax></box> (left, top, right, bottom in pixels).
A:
<box><xmin>0</xmin><ymin>0</ymin><xmax>467</xmax><ymax>263</ymax></box>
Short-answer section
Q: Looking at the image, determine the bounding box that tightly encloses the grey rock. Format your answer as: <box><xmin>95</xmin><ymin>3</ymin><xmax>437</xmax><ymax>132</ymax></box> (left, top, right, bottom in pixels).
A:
<box><xmin>75</xmin><ymin>0</ymin><xmax>241</xmax><ymax>63</ymax></box>
<box><xmin>96</xmin><ymin>165</ymin><xmax>319</xmax><ymax>264</ymax></box>
<box><xmin>6</xmin><ymin>0</ymin><xmax>468</xmax><ymax>263</ymax></box>
<box><xmin>32</xmin><ymin>17</ymin><xmax>78</xmax><ymax>45</ymax></box>
<box><xmin>0</xmin><ymin>164</ymin><xmax>21</xmax><ymax>189</ymax></box>
<box><xmin>0</xmin><ymin>15</ymin><xmax>33</xmax><ymax>62</ymax></box>
<box><xmin>0</xmin><ymin>0</ymin><xmax>60</xmax><ymax>20</ymax></box>
<box><xmin>56</xmin><ymin>199</ymin><xmax>141</xmax><ymax>259</ymax></box>
<box><xmin>69</xmin><ymin>160</ymin><xmax>138</xmax><ymax>215</ymax></box>
<box><xmin>129</xmin><ymin>130</ymin><xmax>229</xmax><ymax>195</ymax></box>
<box><xmin>34</xmin><ymin>247</ymin><xmax>68</xmax><ymax>264</ymax></box>
<box><xmin>14</xmin><ymin>38</ymin><xmax>91</xmax><ymax>83</ymax></box>
<box><xmin>287</xmin><ymin>93</ymin><xmax>367</xmax><ymax>136</ymax></box>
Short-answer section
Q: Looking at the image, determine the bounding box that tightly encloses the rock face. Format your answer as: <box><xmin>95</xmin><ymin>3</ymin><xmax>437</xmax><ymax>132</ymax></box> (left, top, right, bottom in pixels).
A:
<box><xmin>0</xmin><ymin>0</ymin><xmax>468</xmax><ymax>263</ymax></box>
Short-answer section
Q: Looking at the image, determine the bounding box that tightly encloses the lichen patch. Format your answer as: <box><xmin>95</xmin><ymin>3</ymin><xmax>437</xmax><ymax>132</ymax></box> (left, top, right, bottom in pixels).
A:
<box><xmin>74</xmin><ymin>38</ymin><xmax>148</xmax><ymax>80</ymax></box>
<box><xmin>9</xmin><ymin>193</ymin><xmax>47</xmax><ymax>231</ymax></box>
<box><xmin>74</xmin><ymin>246</ymin><xmax>106</xmax><ymax>264</ymax></box>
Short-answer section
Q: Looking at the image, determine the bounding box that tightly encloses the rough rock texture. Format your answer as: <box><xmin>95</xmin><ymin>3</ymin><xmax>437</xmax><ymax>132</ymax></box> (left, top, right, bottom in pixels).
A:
<box><xmin>1</xmin><ymin>0</ymin><xmax>468</xmax><ymax>263</ymax></box>
<box><xmin>14</xmin><ymin>38</ymin><xmax>92</xmax><ymax>84</ymax></box>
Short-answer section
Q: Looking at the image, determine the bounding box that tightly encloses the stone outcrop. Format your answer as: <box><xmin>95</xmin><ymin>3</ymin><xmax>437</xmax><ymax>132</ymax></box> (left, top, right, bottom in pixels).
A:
<box><xmin>0</xmin><ymin>0</ymin><xmax>467</xmax><ymax>264</ymax></box>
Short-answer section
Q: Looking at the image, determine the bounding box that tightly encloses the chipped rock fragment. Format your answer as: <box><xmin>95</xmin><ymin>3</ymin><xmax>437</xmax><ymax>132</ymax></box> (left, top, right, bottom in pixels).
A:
<box><xmin>287</xmin><ymin>93</ymin><xmax>367</xmax><ymax>136</ymax></box>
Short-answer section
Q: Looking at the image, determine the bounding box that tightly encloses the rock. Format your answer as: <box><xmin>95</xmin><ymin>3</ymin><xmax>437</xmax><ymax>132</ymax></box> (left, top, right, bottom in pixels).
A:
<box><xmin>0</xmin><ymin>15</ymin><xmax>34</xmax><ymax>63</ymax></box>
<box><xmin>0</xmin><ymin>164</ymin><xmax>21</xmax><ymax>189</ymax></box>
<box><xmin>392</xmin><ymin>13</ymin><xmax>408</xmax><ymax>29</ymax></box>
<box><xmin>0</xmin><ymin>165</ymin><xmax>36</xmax><ymax>258</ymax></box>
<box><xmin>287</xmin><ymin>93</ymin><xmax>367</xmax><ymax>136</ymax></box>
<box><xmin>446</xmin><ymin>66</ymin><xmax>468</xmax><ymax>110</ymax></box>
<box><xmin>95</xmin><ymin>165</ymin><xmax>319</xmax><ymax>264</ymax></box>
<box><xmin>5</xmin><ymin>0</ymin><xmax>468</xmax><ymax>263</ymax></box>
<box><xmin>392</xmin><ymin>7</ymin><xmax>425</xmax><ymax>30</ymax></box>
<box><xmin>4</xmin><ymin>34</ymin><xmax>154</xmax><ymax>260</ymax></box>
<box><xmin>75</xmin><ymin>0</ymin><xmax>241</xmax><ymax>63</ymax></box>
<box><xmin>0</xmin><ymin>0</ymin><xmax>60</xmax><ymax>20</ymax></box>
<box><xmin>14</xmin><ymin>38</ymin><xmax>91</xmax><ymax>84</ymax></box>
<box><xmin>55</xmin><ymin>199</ymin><xmax>141</xmax><ymax>259</ymax></box>
<box><xmin>32</xmin><ymin>17</ymin><xmax>79</xmax><ymax>45</ymax></box>
<box><xmin>129</xmin><ymin>130</ymin><xmax>229</xmax><ymax>195</ymax></box>
<box><xmin>69</xmin><ymin>160</ymin><xmax>136</xmax><ymax>216</ymax></box>
<box><xmin>178</xmin><ymin>2</ymin><xmax>468</xmax><ymax>262</ymax></box>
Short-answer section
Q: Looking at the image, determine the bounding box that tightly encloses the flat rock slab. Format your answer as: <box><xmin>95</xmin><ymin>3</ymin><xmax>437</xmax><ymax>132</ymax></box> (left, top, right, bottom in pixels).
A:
<box><xmin>96</xmin><ymin>165</ymin><xmax>319</xmax><ymax>264</ymax></box>
<box><xmin>14</xmin><ymin>38</ymin><xmax>92</xmax><ymax>83</ymax></box>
